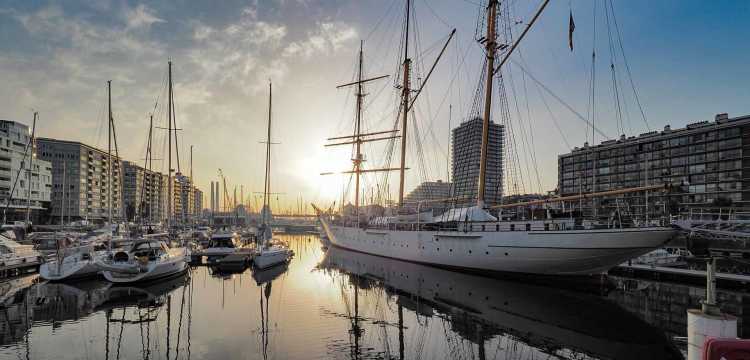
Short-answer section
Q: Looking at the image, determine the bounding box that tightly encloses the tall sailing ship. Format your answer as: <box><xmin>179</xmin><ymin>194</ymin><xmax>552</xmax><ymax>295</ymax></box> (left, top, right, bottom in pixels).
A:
<box><xmin>317</xmin><ymin>0</ymin><xmax>676</xmax><ymax>276</ymax></box>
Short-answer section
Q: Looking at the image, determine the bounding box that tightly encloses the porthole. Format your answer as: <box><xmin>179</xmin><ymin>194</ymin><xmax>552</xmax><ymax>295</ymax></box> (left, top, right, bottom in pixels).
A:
<box><xmin>449</xmin><ymin>249</ymin><xmax>453</xmax><ymax>252</ymax></box>
<box><xmin>469</xmin><ymin>250</ymin><xmax>472</xmax><ymax>254</ymax></box>
<box><xmin>485</xmin><ymin>251</ymin><xmax>489</xmax><ymax>255</ymax></box>
<box><xmin>504</xmin><ymin>252</ymin><xmax>509</xmax><ymax>256</ymax></box>
<box><xmin>437</xmin><ymin>248</ymin><xmax>440</xmax><ymax>251</ymax></box>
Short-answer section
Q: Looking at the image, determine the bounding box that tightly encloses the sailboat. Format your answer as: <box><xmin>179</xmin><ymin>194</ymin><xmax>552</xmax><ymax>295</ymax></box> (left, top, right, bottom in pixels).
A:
<box><xmin>99</xmin><ymin>62</ymin><xmax>189</xmax><ymax>283</ymax></box>
<box><xmin>316</xmin><ymin>0</ymin><xmax>675</xmax><ymax>277</ymax></box>
<box><xmin>253</xmin><ymin>81</ymin><xmax>293</xmax><ymax>270</ymax></box>
<box><xmin>41</xmin><ymin>81</ymin><xmax>123</xmax><ymax>281</ymax></box>
<box><xmin>39</xmin><ymin>241</ymin><xmax>103</xmax><ymax>281</ymax></box>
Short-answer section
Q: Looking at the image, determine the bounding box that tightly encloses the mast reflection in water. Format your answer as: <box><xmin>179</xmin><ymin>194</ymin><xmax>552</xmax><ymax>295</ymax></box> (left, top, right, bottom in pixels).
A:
<box><xmin>0</xmin><ymin>235</ymin><xmax>731</xmax><ymax>359</ymax></box>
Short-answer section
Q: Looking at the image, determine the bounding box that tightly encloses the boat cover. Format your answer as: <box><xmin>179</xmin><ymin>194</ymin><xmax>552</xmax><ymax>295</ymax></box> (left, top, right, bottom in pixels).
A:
<box><xmin>432</xmin><ymin>206</ymin><xmax>497</xmax><ymax>223</ymax></box>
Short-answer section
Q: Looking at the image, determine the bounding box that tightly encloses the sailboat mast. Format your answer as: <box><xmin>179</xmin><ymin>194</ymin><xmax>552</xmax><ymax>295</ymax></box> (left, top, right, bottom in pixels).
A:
<box><xmin>167</xmin><ymin>61</ymin><xmax>173</xmax><ymax>228</ymax></box>
<box><xmin>397</xmin><ymin>0</ymin><xmax>411</xmax><ymax>207</ymax></box>
<box><xmin>263</xmin><ymin>81</ymin><xmax>272</xmax><ymax>225</ymax></box>
<box><xmin>107</xmin><ymin>80</ymin><xmax>113</xmax><ymax>228</ymax></box>
<box><xmin>477</xmin><ymin>0</ymin><xmax>498</xmax><ymax>208</ymax></box>
<box><xmin>25</xmin><ymin>112</ymin><xmax>36</xmax><ymax>226</ymax></box>
<box><xmin>190</xmin><ymin>144</ymin><xmax>193</xmax><ymax>226</ymax></box>
<box><xmin>148</xmin><ymin>115</ymin><xmax>154</xmax><ymax>223</ymax></box>
<box><xmin>60</xmin><ymin>161</ymin><xmax>65</xmax><ymax>227</ymax></box>
<box><xmin>354</xmin><ymin>41</ymin><xmax>364</xmax><ymax>216</ymax></box>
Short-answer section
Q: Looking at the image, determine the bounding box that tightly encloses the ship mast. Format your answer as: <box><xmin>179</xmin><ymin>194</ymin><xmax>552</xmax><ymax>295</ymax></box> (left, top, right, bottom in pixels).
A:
<box><xmin>397</xmin><ymin>0</ymin><xmax>411</xmax><ymax>208</ymax></box>
<box><xmin>477</xmin><ymin>0</ymin><xmax>549</xmax><ymax>208</ymax></box>
<box><xmin>107</xmin><ymin>80</ymin><xmax>113</xmax><ymax>234</ymax></box>
<box><xmin>263</xmin><ymin>81</ymin><xmax>272</xmax><ymax>226</ymax></box>
<box><xmin>25</xmin><ymin>112</ymin><xmax>36</xmax><ymax>226</ymax></box>
<box><xmin>325</xmin><ymin>45</ymin><xmax>392</xmax><ymax>220</ymax></box>
<box><xmin>477</xmin><ymin>0</ymin><xmax>497</xmax><ymax>208</ymax></box>
<box><xmin>167</xmin><ymin>61</ymin><xmax>173</xmax><ymax>229</ymax></box>
<box><xmin>354</xmin><ymin>41</ymin><xmax>364</xmax><ymax>217</ymax></box>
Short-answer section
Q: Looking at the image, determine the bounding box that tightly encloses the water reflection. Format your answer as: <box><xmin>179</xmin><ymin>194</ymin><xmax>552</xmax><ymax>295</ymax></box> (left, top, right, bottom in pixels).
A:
<box><xmin>0</xmin><ymin>235</ymin><xmax>720</xmax><ymax>359</ymax></box>
<box><xmin>609</xmin><ymin>275</ymin><xmax>750</xmax><ymax>340</ymax></box>
<box><xmin>319</xmin><ymin>246</ymin><xmax>682</xmax><ymax>360</ymax></box>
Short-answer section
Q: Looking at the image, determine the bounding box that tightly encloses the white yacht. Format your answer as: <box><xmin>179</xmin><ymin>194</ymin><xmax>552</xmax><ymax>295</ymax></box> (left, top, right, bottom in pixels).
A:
<box><xmin>40</xmin><ymin>244</ymin><xmax>107</xmax><ymax>281</ymax></box>
<box><xmin>199</xmin><ymin>232</ymin><xmax>253</xmax><ymax>260</ymax></box>
<box><xmin>321</xmin><ymin>213</ymin><xmax>674</xmax><ymax>276</ymax></box>
<box><xmin>254</xmin><ymin>242</ymin><xmax>293</xmax><ymax>270</ymax></box>
<box><xmin>99</xmin><ymin>239</ymin><xmax>188</xmax><ymax>283</ymax></box>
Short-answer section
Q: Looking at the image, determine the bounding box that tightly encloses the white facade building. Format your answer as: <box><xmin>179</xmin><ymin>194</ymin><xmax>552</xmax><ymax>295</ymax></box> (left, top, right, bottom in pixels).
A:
<box><xmin>0</xmin><ymin>120</ymin><xmax>52</xmax><ymax>222</ymax></box>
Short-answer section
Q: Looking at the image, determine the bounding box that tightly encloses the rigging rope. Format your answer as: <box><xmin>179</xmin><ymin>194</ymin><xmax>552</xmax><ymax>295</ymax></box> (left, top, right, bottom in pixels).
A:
<box><xmin>608</xmin><ymin>0</ymin><xmax>650</xmax><ymax>131</ymax></box>
<box><xmin>510</xmin><ymin>59</ymin><xmax>610</xmax><ymax>139</ymax></box>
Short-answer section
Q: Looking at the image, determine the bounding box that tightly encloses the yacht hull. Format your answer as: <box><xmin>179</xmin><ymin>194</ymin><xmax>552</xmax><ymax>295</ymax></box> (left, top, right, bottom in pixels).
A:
<box><xmin>101</xmin><ymin>250</ymin><xmax>189</xmax><ymax>284</ymax></box>
<box><xmin>321</xmin><ymin>220</ymin><xmax>676</xmax><ymax>276</ymax></box>
<box><xmin>253</xmin><ymin>250</ymin><xmax>290</xmax><ymax>270</ymax></box>
<box><xmin>40</xmin><ymin>251</ymin><xmax>107</xmax><ymax>281</ymax></box>
<box><xmin>40</xmin><ymin>259</ymin><xmax>100</xmax><ymax>281</ymax></box>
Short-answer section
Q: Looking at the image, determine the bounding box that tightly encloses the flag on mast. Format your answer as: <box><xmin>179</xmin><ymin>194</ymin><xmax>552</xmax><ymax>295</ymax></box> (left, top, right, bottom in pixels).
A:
<box><xmin>568</xmin><ymin>10</ymin><xmax>576</xmax><ymax>51</ymax></box>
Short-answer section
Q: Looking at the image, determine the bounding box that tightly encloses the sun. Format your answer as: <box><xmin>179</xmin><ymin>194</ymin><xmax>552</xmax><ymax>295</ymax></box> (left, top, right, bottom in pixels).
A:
<box><xmin>294</xmin><ymin>143</ymin><xmax>354</xmax><ymax>205</ymax></box>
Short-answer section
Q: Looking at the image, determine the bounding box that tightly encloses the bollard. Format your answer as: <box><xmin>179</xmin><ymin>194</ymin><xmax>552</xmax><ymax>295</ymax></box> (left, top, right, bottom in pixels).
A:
<box><xmin>686</xmin><ymin>258</ymin><xmax>738</xmax><ymax>360</ymax></box>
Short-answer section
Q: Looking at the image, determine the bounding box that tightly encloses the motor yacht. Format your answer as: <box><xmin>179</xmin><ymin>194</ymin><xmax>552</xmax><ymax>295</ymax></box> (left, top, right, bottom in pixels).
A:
<box><xmin>199</xmin><ymin>232</ymin><xmax>254</xmax><ymax>262</ymax></box>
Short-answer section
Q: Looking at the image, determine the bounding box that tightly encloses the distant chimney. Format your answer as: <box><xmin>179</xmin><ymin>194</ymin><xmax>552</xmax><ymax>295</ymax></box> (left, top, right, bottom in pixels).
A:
<box><xmin>715</xmin><ymin>113</ymin><xmax>729</xmax><ymax>123</ymax></box>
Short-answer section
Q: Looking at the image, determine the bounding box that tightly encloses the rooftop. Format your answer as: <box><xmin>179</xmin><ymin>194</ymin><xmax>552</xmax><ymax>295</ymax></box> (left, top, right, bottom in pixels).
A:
<box><xmin>562</xmin><ymin>113</ymin><xmax>750</xmax><ymax>156</ymax></box>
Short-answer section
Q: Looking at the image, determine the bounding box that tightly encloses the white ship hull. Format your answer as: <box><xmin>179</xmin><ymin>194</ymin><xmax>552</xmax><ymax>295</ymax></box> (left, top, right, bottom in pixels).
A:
<box><xmin>101</xmin><ymin>248</ymin><xmax>189</xmax><ymax>283</ymax></box>
<box><xmin>253</xmin><ymin>247</ymin><xmax>291</xmax><ymax>270</ymax></box>
<box><xmin>321</xmin><ymin>220</ymin><xmax>676</xmax><ymax>276</ymax></box>
<box><xmin>40</xmin><ymin>249</ymin><xmax>108</xmax><ymax>281</ymax></box>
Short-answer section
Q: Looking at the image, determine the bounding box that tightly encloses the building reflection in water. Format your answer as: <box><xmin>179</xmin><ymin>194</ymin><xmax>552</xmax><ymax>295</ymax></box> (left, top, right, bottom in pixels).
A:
<box><xmin>608</xmin><ymin>275</ymin><xmax>750</xmax><ymax>339</ymax></box>
<box><xmin>318</xmin><ymin>246</ymin><xmax>683</xmax><ymax>360</ymax></box>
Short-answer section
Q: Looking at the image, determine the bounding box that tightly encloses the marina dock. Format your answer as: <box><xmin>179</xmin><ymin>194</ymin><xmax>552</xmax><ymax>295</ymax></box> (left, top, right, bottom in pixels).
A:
<box><xmin>612</xmin><ymin>263</ymin><xmax>750</xmax><ymax>290</ymax></box>
<box><xmin>0</xmin><ymin>260</ymin><xmax>40</xmax><ymax>280</ymax></box>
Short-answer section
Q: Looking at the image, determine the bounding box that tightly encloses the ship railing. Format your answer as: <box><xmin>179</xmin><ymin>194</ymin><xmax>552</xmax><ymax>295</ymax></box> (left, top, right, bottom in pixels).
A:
<box><xmin>677</xmin><ymin>208</ymin><xmax>750</xmax><ymax>222</ymax></box>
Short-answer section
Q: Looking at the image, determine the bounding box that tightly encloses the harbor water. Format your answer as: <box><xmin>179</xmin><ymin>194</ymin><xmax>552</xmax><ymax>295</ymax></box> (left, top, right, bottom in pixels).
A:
<box><xmin>0</xmin><ymin>235</ymin><xmax>746</xmax><ymax>359</ymax></box>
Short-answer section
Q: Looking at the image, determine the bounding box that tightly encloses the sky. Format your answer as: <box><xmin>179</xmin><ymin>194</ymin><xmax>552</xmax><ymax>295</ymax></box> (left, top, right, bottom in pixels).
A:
<box><xmin>0</xmin><ymin>0</ymin><xmax>748</xmax><ymax>212</ymax></box>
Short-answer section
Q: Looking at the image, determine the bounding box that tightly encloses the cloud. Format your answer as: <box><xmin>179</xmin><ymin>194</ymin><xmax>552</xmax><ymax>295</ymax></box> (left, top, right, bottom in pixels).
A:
<box><xmin>124</xmin><ymin>4</ymin><xmax>165</xmax><ymax>30</ymax></box>
<box><xmin>283</xmin><ymin>22</ymin><xmax>357</xmax><ymax>59</ymax></box>
<box><xmin>0</xmin><ymin>1</ymin><xmax>362</xmax><ymax>205</ymax></box>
